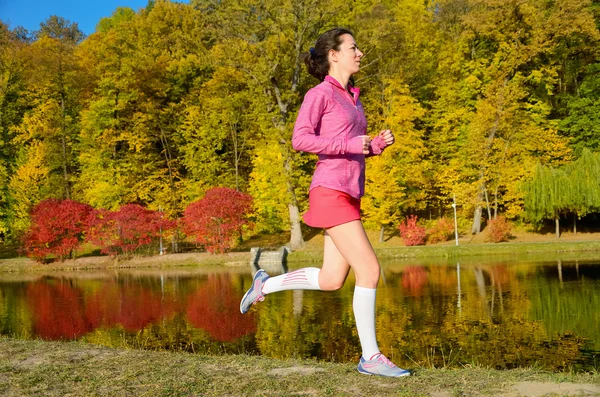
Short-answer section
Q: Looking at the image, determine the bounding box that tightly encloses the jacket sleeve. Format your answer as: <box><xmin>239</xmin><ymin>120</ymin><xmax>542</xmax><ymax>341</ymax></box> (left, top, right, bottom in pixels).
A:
<box><xmin>292</xmin><ymin>89</ymin><xmax>365</xmax><ymax>155</ymax></box>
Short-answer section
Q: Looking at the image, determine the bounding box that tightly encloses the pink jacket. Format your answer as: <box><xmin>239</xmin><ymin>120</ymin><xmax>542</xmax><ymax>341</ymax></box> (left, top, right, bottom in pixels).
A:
<box><xmin>292</xmin><ymin>75</ymin><xmax>386</xmax><ymax>199</ymax></box>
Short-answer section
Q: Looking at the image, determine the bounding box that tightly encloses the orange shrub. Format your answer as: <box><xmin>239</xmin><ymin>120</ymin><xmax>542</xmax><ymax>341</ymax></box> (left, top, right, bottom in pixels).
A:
<box><xmin>486</xmin><ymin>216</ymin><xmax>512</xmax><ymax>243</ymax></box>
<box><xmin>427</xmin><ymin>217</ymin><xmax>454</xmax><ymax>244</ymax></box>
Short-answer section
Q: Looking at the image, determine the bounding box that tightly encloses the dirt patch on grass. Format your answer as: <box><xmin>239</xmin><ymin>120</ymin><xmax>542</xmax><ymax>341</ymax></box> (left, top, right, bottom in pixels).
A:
<box><xmin>267</xmin><ymin>366</ymin><xmax>326</xmax><ymax>376</ymax></box>
<box><xmin>506</xmin><ymin>381</ymin><xmax>600</xmax><ymax>396</ymax></box>
<box><xmin>429</xmin><ymin>392</ymin><xmax>453</xmax><ymax>397</ymax></box>
<box><xmin>11</xmin><ymin>355</ymin><xmax>49</xmax><ymax>368</ymax></box>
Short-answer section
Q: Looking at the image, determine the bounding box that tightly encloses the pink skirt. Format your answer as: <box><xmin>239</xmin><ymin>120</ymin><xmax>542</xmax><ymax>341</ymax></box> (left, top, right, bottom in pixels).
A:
<box><xmin>303</xmin><ymin>186</ymin><xmax>361</xmax><ymax>228</ymax></box>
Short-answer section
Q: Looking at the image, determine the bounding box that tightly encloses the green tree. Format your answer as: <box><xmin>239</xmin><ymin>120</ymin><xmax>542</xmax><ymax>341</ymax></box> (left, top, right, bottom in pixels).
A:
<box><xmin>559</xmin><ymin>64</ymin><xmax>600</xmax><ymax>155</ymax></box>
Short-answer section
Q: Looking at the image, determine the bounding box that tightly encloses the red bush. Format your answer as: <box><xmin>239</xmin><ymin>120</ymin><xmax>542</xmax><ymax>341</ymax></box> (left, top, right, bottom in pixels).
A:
<box><xmin>87</xmin><ymin>204</ymin><xmax>175</xmax><ymax>256</ymax></box>
<box><xmin>398</xmin><ymin>215</ymin><xmax>427</xmax><ymax>246</ymax></box>
<box><xmin>23</xmin><ymin>199</ymin><xmax>93</xmax><ymax>262</ymax></box>
<box><xmin>183</xmin><ymin>187</ymin><xmax>253</xmax><ymax>253</ymax></box>
<box><xmin>486</xmin><ymin>216</ymin><xmax>513</xmax><ymax>243</ymax></box>
<box><xmin>427</xmin><ymin>217</ymin><xmax>454</xmax><ymax>244</ymax></box>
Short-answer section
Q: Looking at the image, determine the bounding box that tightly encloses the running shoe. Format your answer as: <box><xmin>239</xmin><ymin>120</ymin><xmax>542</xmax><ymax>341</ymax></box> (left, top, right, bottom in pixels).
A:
<box><xmin>357</xmin><ymin>353</ymin><xmax>410</xmax><ymax>377</ymax></box>
<box><xmin>240</xmin><ymin>269</ymin><xmax>270</xmax><ymax>314</ymax></box>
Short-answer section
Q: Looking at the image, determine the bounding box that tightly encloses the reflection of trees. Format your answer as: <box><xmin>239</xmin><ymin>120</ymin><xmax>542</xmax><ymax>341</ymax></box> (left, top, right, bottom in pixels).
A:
<box><xmin>26</xmin><ymin>279</ymin><xmax>93</xmax><ymax>339</ymax></box>
<box><xmin>85</xmin><ymin>280</ymin><xmax>178</xmax><ymax>331</ymax></box>
<box><xmin>255</xmin><ymin>285</ymin><xmax>360</xmax><ymax>361</ymax></box>
<box><xmin>5</xmin><ymin>263</ymin><xmax>597</xmax><ymax>370</ymax></box>
<box><xmin>186</xmin><ymin>274</ymin><xmax>256</xmax><ymax>342</ymax></box>
<box><xmin>379</xmin><ymin>263</ymin><xmax>589</xmax><ymax>370</ymax></box>
<box><xmin>401</xmin><ymin>266</ymin><xmax>428</xmax><ymax>297</ymax></box>
<box><xmin>0</xmin><ymin>283</ymin><xmax>34</xmax><ymax>338</ymax></box>
<box><xmin>528</xmin><ymin>263</ymin><xmax>600</xmax><ymax>354</ymax></box>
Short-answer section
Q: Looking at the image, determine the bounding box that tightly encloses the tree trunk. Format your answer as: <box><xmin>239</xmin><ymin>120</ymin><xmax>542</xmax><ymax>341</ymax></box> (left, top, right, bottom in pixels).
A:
<box><xmin>271</xmin><ymin>74</ymin><xmax>304</xmax><ymax>250</ymax></box>
<box><xmin>555</xmin><ymin>216</ymin><xmax>560</xmax><ymax>238</ymax></box>
<box><xmin>484</xmin><ymin>188</ymin><xmax>492</xmax><ymax>221</ymax></box>
<box><xmin>573</xmin><ymin>214</ymin><xmax>577</xmax><ymax>235</ymax></box>
<box><xmin>471</xmin><ymin>205</ymin><xmax>483</xmax><ymax>234</ymax></box>
<box><xmin>60</xmin><ymin>96</ymin><xmax>71</xmax><ymax>199</ymax></box>
<box><xmin>288</xmin><ymin>200</ymin><xmax>304</xmax><ymax>250</ymax></box>
<box><xmin>379</xmin><ymin>225</ymin><xmax>385</xmax><ymax>243</ymax></box>
<box><xmin>281</xmin><ymin>142</ymin><xmax>304</xmax><ymax>250</ymax></box>
<box><xmin>471</xmin><ymin>78</ymin><xmax>506</xmax><ymax>234</ymax></box>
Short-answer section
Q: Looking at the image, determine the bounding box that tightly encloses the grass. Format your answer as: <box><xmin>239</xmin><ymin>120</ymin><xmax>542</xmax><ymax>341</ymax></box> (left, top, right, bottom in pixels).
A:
<box><xmin>1</xmin><ymin>337</ymin><xmax>599</xmax><ymax>397</ymax></box>
<box><xmin>289</xmin><ymin>239</ymin><xmax>600</xmax><ymax>263</ymax></box>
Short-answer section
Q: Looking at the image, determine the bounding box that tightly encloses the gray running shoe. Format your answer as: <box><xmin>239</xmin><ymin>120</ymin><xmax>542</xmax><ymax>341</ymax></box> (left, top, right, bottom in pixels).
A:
<box><xmin>357</xmin><ymin>353</ymin><xmax>410</xmax><ymax>377</ymax></box>
<box><xmin>240</xmin><ymin>269</ymin><xmax>270</xmax><ymax>314</ymax></box>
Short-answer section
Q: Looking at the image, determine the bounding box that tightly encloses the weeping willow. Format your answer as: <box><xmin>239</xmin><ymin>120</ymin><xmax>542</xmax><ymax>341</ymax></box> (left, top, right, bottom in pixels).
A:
<box><xmin>523</xmin><ymin>149</ymin><xmax>600</xmax><ymax>237</ymax></box>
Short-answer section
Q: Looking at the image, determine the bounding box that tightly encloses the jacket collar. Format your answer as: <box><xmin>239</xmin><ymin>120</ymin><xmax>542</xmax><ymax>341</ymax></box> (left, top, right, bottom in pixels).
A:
<box><xmin>325</xmin><ymin>75</ymin><xmax>360</xmax><ymax>105</ymax></box>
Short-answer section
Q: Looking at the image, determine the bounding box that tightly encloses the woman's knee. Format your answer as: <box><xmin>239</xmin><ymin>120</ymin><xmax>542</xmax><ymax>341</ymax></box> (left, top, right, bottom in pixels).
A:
<box><xmin>354</xmin><ymin>265</ymin><xmax>380</xmax><ymax>288</ymax></box>
<box><xmin>318</xmin><ymin>274</ymin><xmax>346</xmax><ymax>291</ymax></box>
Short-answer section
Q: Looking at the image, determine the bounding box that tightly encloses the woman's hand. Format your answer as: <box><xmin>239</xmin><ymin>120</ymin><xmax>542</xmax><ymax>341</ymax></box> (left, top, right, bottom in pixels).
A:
<box><xmin>379</xmin><ymin>129</ymin><xmax>395</xmax><ymax>146</ymax></box>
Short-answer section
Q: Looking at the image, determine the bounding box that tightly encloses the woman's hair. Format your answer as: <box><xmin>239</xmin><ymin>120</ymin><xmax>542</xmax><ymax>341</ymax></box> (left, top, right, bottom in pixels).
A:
<box><xmin>303</xmin><ymin>28</ymin><xmax>354</xmax><ymax>82</ymax></box>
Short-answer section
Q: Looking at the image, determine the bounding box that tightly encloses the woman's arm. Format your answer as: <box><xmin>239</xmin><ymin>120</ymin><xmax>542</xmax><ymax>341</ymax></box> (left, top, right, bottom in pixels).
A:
<box><xmin>292</xmin><ymin>89</ymin><xmax>365</xmax><ymax>155</ymax></box>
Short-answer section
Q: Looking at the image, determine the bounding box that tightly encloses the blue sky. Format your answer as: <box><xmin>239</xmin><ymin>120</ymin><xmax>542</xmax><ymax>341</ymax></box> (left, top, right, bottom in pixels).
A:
<box><xmin>0</xmin><ymin>0</ymin><xmax>188</xmax><ymax>36</ymax></box>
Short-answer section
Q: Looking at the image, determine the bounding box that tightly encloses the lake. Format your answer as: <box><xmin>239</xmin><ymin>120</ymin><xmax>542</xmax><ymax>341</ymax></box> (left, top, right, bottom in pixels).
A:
<box><xmin>1</xmin><ymin>255</ymin><xmax>598</xmax><ymax>371</ymax></box>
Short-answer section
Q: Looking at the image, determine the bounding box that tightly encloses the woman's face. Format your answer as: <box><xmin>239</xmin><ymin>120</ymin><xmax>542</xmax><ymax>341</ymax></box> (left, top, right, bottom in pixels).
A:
<box><xmin>331</xmin><ymin>34</ymin><xmax>364</xmax><ymax>76</ymax></box>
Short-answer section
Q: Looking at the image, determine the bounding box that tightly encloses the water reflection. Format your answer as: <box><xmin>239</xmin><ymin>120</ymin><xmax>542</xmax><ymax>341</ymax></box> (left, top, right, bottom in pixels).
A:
<box><xmin>0</xmin><ymin>260</ymin><xmax>599</xmax><ymax>371</ymax></box>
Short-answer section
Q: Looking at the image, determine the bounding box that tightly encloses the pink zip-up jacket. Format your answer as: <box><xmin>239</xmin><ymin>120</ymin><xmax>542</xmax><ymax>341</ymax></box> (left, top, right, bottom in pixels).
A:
<box><xmin>292</xmin><ymin>75</ymin><xmax>387</xmax><ymax>199</ymax></box>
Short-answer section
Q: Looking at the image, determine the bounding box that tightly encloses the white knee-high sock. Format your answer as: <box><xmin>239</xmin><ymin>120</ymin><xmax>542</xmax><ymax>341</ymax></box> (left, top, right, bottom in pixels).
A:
<box><xmin>353</xmin><ymin>285</ymin><xmax>380</xmax><ymax>360</ymax></box>
<box><xmin>261</xmin><ymin>267</ymin><xmax>321</xmax><ymax>294</ymax></box>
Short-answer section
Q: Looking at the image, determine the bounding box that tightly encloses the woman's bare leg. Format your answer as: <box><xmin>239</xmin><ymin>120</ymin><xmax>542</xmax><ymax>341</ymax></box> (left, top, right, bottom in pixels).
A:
<box><xmin>325</xmin><ymin>220</ymin><xmax>381</xmax><ymax>359</ymax></box>
<box><xmin>324</xmin><ymin>220</ymin><xmax>380</xmax><ymax>288</ymax></box>
<box><xmin>318</xmin><ymin>231</ymin><xmax>351</xmax><ymax>290</ymax></box>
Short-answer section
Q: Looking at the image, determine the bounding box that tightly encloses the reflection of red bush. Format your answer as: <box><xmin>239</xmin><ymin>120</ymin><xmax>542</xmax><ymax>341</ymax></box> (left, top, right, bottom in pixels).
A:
<box><xmin>85</xmin><ymin>281</ymin><xmax>177</xmax><ymax>331</ymax></box>
<box><xmin>484</xmin><ymin>265</ymin><xmax>511</xmax><ymax>288</ymax></box>
<box><xmin>187</xmin><ymin>274</ymin><xmax>256</xmax><ymax>341</ymax></box>
<box><xmin>26</xmin><ymin>280</ymin><xmax>93</xmax><ymax>340</ymax></box>
<box><xmin>401</xmin><ymin>266</ymin><xmax>429</xmax><ymax>297</ymax></box>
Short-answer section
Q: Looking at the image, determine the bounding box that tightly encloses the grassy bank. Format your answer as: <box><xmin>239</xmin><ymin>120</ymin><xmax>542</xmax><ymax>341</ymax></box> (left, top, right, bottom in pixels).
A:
<box><xmin>0</xmin><ymin>251</ymin><xmax>250</xmax><ymax>273</ymax></box>
<box><xmin>1</xmin><ymin>337</ymin><xmax>598</xmax><ymax>397</ymax></box>
<box><xmin>290</xmin><ymin>239</ymin><xmax>600</xmax><ymax>262</ymax></box>
<box><xmin>2</xmin><ymin>232</ymin><xmax>600</xmax><ymax>273</ymax></box>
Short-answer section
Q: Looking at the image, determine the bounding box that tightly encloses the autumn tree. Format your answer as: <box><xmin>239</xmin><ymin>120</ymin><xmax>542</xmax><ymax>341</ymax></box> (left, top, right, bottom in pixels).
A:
<box><xmin>426</xmin><ymin>0</ymin><xmax>595</xmax><ymax>232</ymax></box>
<box><xmin>87</xmin><ymin>204</ymin><xmax>174</xmax><ymax>256</ymax></box>
<box><xmin>182</xmin><ymin>187</ymin><xmax>253</xmax><ymax>253</ymax></box>
<box><xmin>76</xmin><ymin>1</ymin><xmax>212</xmax><ymax>217</ymax></box>
<box><xmin>191</xmin><ymin>0</ymin><xmax>354</xmax><ymax>249</ymax></box>
<box><xmin>0</xmin><ymin>23</ymin><xmax>29</xmax><ymax>239</ymax></box>
<box><xmin>23</xmin><ymin>199</ymin><xmax>93</xmax><ymax>261</ymax></box>
<box><xmin>7</xmin><ymin>16</ymin><xmax>85</xmax><ymax>235</ymax></box>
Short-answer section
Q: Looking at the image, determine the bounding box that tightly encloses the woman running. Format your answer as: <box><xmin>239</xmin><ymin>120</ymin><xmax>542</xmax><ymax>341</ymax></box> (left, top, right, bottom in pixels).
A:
<box><xmin>240</xmin><ymin>27</ymin><xmax>409</xmax><ymax>378</ymax></box>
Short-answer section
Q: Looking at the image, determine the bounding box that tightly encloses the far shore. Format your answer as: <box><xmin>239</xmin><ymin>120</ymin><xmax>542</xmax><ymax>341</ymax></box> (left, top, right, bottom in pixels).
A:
<box><xmin>2</xmin><ymin>234</ymin><xmax>600</xmax><ymax>274</ymax></box>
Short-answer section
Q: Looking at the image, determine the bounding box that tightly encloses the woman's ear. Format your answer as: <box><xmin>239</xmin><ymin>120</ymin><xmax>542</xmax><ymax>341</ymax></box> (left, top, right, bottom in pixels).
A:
<box><xmin>329</xmin><ymin>49</ymin><xmax>337</xmax><ymax>63</ymax></box>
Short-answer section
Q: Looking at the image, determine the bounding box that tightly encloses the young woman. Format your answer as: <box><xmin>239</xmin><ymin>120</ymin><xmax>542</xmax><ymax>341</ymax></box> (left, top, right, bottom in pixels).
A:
<box><xmin>240</xmin><ymin>28</ymin><xmax>409</xmax><ymax>378</ymax></box>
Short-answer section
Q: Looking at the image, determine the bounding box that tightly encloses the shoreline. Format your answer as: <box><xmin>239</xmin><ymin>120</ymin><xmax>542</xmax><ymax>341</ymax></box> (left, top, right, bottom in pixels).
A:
<box><xmin>1</xmin><ymin>240</ymin><xmax>600</xmax><ymax>274</ymax></box>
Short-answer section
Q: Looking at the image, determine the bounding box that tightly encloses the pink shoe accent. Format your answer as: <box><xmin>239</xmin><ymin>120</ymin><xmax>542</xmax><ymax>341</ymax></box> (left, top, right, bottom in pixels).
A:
<box><xmin>368</xmin><ymin>353</ymin><xmax>397</xmax><ymax>368</ymax></box>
